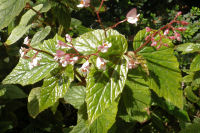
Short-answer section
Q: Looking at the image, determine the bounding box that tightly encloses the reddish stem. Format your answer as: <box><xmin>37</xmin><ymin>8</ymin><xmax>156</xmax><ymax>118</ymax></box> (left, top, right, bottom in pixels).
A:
<box><xmin>108</xmin><ymin>18</ymin><xmax>127</xmax><ymax>29</ymax></box>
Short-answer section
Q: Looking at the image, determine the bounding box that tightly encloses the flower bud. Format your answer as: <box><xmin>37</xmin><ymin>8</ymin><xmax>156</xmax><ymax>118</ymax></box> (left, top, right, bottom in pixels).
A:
<box><xmin>24</xmin><ymin>37</ymin><xmax>30</xmax><ymax>45</ymax></box>
<box><xmin>151</xmin><ymin>41</ymin><xmax>157</xmax><ymax>46</ymax></box>
<box><xmin>80</xmin><ymin>60</ymin><xmax>90</xmax><ymax>75</ymax></box>
<box><xmin>177</xmin><ymin>27</ymin><xmax>186</xmax><ymax>31</ymax></box>
<box><xmin>180</xmin><ymin>21</ymin><xmax>189</xmax><ymax>26</ymax></box>
<box><xmin>177</xmin><ymin>11</ymin><xmax>182</xmax><ymax>16</ymax></box>
<box><xmin>169</xmin><ymin>36</ymin><xmax>176</xmax><ymax>40</ymax></box>
<box><xmin>146</xmin><ymin>27</ymin><xmax>151</xmax><ymax>32</ymax></box>
<box><xmin>65</xmin><ymin>34</ymin><xmax>72</xmax><ymax>42</ymax></box>
<box><xmin>164</xmin><ymin>29</ymin><xmax>169</xmax><ymax>35</ymax></box>
<box><xmin>96</xmin><ymin>57</ymin><xmax>106</xmax><ymax>70</ymax></box>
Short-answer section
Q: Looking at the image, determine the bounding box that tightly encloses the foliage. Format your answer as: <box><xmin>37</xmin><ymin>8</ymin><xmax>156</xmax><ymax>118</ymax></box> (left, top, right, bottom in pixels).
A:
<box><xmin>0</xmin><ymin>0</ymin><xmax>200</xmax><ymax>133</ymax></box>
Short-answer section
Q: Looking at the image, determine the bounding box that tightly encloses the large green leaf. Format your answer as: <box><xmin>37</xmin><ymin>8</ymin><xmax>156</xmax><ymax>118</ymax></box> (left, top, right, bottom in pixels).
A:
<box><xmin>133</xmin><ymin>29</ymin><xmax>183</xmax><ymax>108</ymax></box>
<box><xmin>64</xmin><ymin>85</ymin><xmax>86</xmax><ymax>109</ymax></box>
<box><xmin>0</xmin><ymin>0</ymin><xmax>27</xmax><ymax>30</ymax></box>
<box><xmin>3</xmin><ymin>38</ymin><xmax>59</xmax><ymax>86</ymax></box>
<box><xmin>119</xmin><ymin>68</ymin><xmax>151</xmax><ymax>123</ymax></box>
<box><xmin>0</xmin><ymin>84</ymin><xmax>27</xmax><ymax>99</ymax></box>
<box><xmin>190</xmin><ymin>54</ymin><xmax>200</xmax><ymax>72</ymax></box>
<box><xmin>179</xmin><ymin>122</ymin><xmax>200</xmax><ymax>133</ymax></box>
<box><xmin>39</xmin><ymin>65</ymin><xmax>74</xmax><ymax>111</ymax></box>
<box><xmin>175</xmin><ymin>43</ymin><xmax>200</xmax><ymax>54</ymax></box>
<box><xmin>86</xmin><ymin>56</ymin><xmax>128</xmax><ymax>123</ymax></box>
<box><xmin>31</xmin><ymin>26</ymin><xmax>51</xmax><ymax>46</ymax></box>
<box><xmin>5</xmin><ymin>4</ymin><xmax>43</xmax><ymax>45</ymax></box>
<box><xmin>140</xmin><ymin>47</ymin><xmax>183</xmax><ymax>108</ymax></box>
<box><xmin>27</xmin><ymin>87</ymin><xmax>41</xmax><ymax>118</ymax></box>
<box><xmin>73</xmin><ymin>29</ymin><xmax>120</xmax><ymax>55</ymax></box>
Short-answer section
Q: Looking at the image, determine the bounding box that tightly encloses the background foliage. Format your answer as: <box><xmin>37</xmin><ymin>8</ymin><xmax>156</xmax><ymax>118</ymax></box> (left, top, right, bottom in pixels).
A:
<box><xmin>0</xmin><ymin>0</ymin><xmax>200</xmax><ymax>133</ymax></box>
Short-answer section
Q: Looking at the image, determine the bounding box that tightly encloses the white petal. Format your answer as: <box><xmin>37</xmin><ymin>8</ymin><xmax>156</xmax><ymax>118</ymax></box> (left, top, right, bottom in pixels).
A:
<box><xmin>77</xmin><ymin>4</ymin><xmax>84</xmax><ymax>8</ymax></box>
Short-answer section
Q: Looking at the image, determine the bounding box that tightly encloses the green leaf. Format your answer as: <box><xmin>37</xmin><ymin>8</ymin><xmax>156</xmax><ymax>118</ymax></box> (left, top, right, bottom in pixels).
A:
<box><xmin>5</xmin><ymin>25</ymin><xmax>32</xmax><ymax>45</ymax></box>
<box><xmin>190</xmin><ymin>54</ymin><xmax>200</xmax><ymax>71</ymax></box>
<box><xmin>0</xmin><ymin>0</ymin><xmax>27</xmax><ymax>30</ymax></box>
<box><xmin>175</xmin><ymin>43</ymin><xmax>200</xmax><ymax>54</ymax></box>
<box><xmin>184</xmin><ymin>86</ymin><xmax>200</xmax><ymax>104</ymax></box>
<box><xmin>31</xmin><ymin>26</ymin><xmax>51</xmax><ymax>46</ymax></box>
<box><xmin>27</xmin><ymin>87</ymin><xmax>41</xmax><ymax>118</ymax></box>
<box><xmin>179</xmin><ymin>122</ymin><xmax>200</xmax><ymax>133</ymax></box>
<box><xmin>3</xmin><ymin>38</ymin><xmax>59</xmax><ymax>86</ymax></box>
<box><xmin>140</xmin><ymin>47</ymin><xmax>183</xmax><ymax>108</ymax></box>
<box><xmin>0</xmin><ymin>84</ymin><xmax>27</xmax><ymax>99</ymax></box>
<box><xmin>133</xmin><ymin>29</ymin><xmax>150</xmax><ymax>50</ymax></box>
<box><xmin>73</xmin><ymin>29</ymin><xmax>120</xmax><ymax>55</ymax></box>
<box><xmin>89</xmin><ymin>101</ymin><xmax>119</xmax><ymax>133</ymax></box>
<box><xmin>39</xmin><ymin>65</ymin><xmax>74</xmax><ymax>111</ymax></box>
<box><xmin>119</xmin><ymin>68</ymin><xmax>151</xmax><ymax>123</ymax></box>
<box><xmin>99</xmin><ymin>35</ymin><xmax>128</xmax><ymax>60</ymax></box>
<box><xmin>5</xmin><ymin>4</ymin><xmax>44</xmax><ymax>45</ymax></box>
<box><xmin>64</xmin><ymin>85</ymin><xmax>86</xmax><ymax>109</ymax></box>
<box><xmin>86</xmin><ymin>56</ymin><xmax>128</xmax><ymax>123</ymax></box>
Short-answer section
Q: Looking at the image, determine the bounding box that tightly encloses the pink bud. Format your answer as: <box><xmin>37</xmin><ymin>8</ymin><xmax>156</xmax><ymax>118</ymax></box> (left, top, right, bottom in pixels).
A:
<box><xmin>177</xmin><ymin>11</ymin><xmax>182</xmax><ymax>16</ymax></box>
<box><xmin>163</xmin><ymin>43</ymin><xmax>169</xmax><ymax>47</ymax></box>
<box><xmin>65</xmin><ymin>34</ymin><xmax>72</xmax><ymax>42</ymax></box>
<box><xmin>169</xmin><ymin>36</ymin><xmax>176</xmax><ymax>40</ymax></box>
<box><xmin>156</xmin><ymin>45</ymin><xmax>161</xmax><ymax>49</ymax></box>
<box><xmin>146</xmin><ymin>27</ymin><xmax>151</xmax><ymax>32</ymax></box>
<box><xmin>145</xmin><ymin>35</ymin><xmax>150</xmax><ymax>41</ymax></box>
<box><xmin>164</xmin><ymin>29</ymin><xmax>169</xmax><ymax>35</ymax></box>
<box><xmin>151</xmin><ymin>41</ymin><xmax>157</xmax><ymax>46</ymax></box>
<box><xmin>180</xmin><ymin>21</ymin><xmax>189</xmax><ymax>26</ymax></box>
<box><xmin>177</xmin><ymin>27</ymin><xmax>186</xmax><ymax>31</ymax></box>
<box><xmin>174</xmin><ymin>32</ymin><xmax>181</xmax><ymax>41</ymax></box>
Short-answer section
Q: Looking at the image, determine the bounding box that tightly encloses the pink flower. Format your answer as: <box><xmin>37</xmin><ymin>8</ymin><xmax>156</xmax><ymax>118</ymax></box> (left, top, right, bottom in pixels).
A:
<box><xmin>19</xmin><ymin>47</ymin><xmax>27</xmax><ymax>57</ymax></box>
<box><xmin>77</xmin><ymin>0</ymin><xmax>90</xmax><ymax>8</ymax></box>
<box><xmin>98</xmin><ymin>41</ymin><xmax>112</xmax><ymax>53</ymax></box>
<box><xmin>56</xmin><ymin>40</ymin><xmax>68</xmax><ymax>49</ymax></box>
<box><xmin>96</xmin><ymin>57</ymin><xmax>106</xmax><ymax>70</ymax></box>
<box><xmin>69</xmin><ymin>56</ymin><xmax>79</xmax><ymax>65</ymax></box>
<box><xmin>126</xmin><ymin>8</ymin><xmax>140</xmax><ymax>25</ymax></box>
<box><xmin>146</xmin><ymin>27</ymin><xmax>151</xmax><ymax>32</ymax></box>
<box><xmin>80</xmin><ymin>60</ymin><xmax>90</xmax><ymax>75</ymax></box>
<box><xmin>174</xmin><ymin>32</ymin><xmax>181</xmax><ymax>41</ymax></box>
<box><xmin>54</xmin><ymin>50</ymin><xmax>66</xmax><ymax>61</ymax></box>
<box><xmin>24</xmin><ymin>37</ymin><xmax>30</xmax><ymax>45</ymax></box>
<box><xmin>164</xmin><ymin>29</ymin><xmax>169</xmax><ymax>35</ymax></box>
<box><xmin>65</xmin><ymin>34</ymin><xmax>72</xmax><ymax>42</ymax></box>
<box><xmin>177</xmin><ymin>11</ymin><xmax>182</xmax><ymax>16</ymax></box>
<box><xmin>29</xmin><ymin>57</ymin><xmax>42</xmax><ymax>70</ymax></box>
<box><xmin>60</xmin><ymin>54</ymin><xmax>71</xmax><ymax>67</ymax></box>
<box><xmin>169</xmin><ymin>36</ymin><xmax>176</xmax><ymax>40</ymax></box>
<box><xmin>128</xmin><ymin>60</ymin><xmax>139</xmax><ymax>69</ymax></box>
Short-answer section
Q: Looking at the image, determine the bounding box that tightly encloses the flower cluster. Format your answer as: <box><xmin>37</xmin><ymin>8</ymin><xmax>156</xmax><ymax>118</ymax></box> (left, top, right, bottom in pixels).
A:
<box><xmin>145</xmin><ymin>11</ymin><xmax>188</xmax><ymax>49</ymax></box>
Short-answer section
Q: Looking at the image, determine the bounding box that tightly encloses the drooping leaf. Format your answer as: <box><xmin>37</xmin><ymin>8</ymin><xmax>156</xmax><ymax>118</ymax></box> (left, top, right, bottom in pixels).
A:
<box><xmin>3</xmin><ymin>38</ymin><xmax>59</xmax><ymax>86</ymax></box>
<box><xmin>64</xmin><ymin>85</ymin><xmax>86</xmax><ymax>109</ymax></box>
<box><xmin>39</xmin><ymin>65</ymin><xmax>74</xmax><ymax>111</ymax></box>
<box><xmin>5</xmin><ymin>4</ymin><xmax>44</xmax><ymax>45</ymax></box>
<box><xmin>31</xmin><ymin>26</ymin><xmax>51</xmax><ymax>46</ymax></box>
<box><xmin>119</xmin><ymin>68</ymin><xmax>151</xmax><ymax>123</ymax></box>
<box><xmin>0</xmin><ymin>84</ymin><xmax>27</xmax><ymax>99</ymax></box>
<box><xmin>27</xmin><ymin>87</ymin><xmax>41</xmax><ymax>118</ymax></box>
<box><xmin>0</xmin><ymin>0</ymin><xmax>27</xmax><ymax>30</ymax></box>
<box><xmin>190</xmin><ymin>54</ymin><xmax>200</xmax><ymax>72</ymax></box>
<box><xmin>86</xmin><ymin>56</ymin><xmax>128</xmax><ymax>123</ymax></box>
<box><xmin>184</xmin><ymin>86</ymin><xmax>200</xmax><ymax>105</ymax></box>
<box><xmin>175</xmin><ymin>43</ymin><xmax>200</xmax><ymax>54</ymax></box>
<box><xmin>73</xmin><ymin>29</ymin><xmax>120</xmax><ymax>55</ymax></box>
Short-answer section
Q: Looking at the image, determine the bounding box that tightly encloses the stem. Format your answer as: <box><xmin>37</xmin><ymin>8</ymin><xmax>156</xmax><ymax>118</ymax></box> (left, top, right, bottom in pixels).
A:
<box><xmin>74</xmin><ymin>68</ymin><xmax>86</xmax><ymax>85</ymax></box>
<box><xmin>108</xmin><ymin>18</ymin><xmax>127</xmax><ymax>29</ymax></box>
<box><xmin>96</xmin><ymin>0</ymin><xmax>107</xmax><ymax>37</ymax></box>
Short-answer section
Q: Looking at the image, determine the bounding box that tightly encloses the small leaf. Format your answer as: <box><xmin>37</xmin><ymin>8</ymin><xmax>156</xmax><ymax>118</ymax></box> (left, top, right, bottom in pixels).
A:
<box><xmin>119</xmin><ymin>68</ymin><xmax>151</xmax><ymax>123</ymax></box>
<box><xmin>175</xmin><ymin>43</ymin><xmax>200</xmax><ymax>54</ymax></box>
<box><xmin>27</xmin><ymin>87</ymin><xmax>41</xmax><ymax>118</ymax></box>
<box><xmin>86</xmin><ymin>56</ymin><xmax>128</xmax><ymax>123</ymax></box>
<box><xmin>31</xmin><ymin>26</ymin><xmax>51</xmax><ymax>46</ymax></box>
<box><xmin>73</xmin><ymin>29</ymin><xmax>120</xmax><ymax>55</ymax></box>
<box><xmin>190</xmin><ymin>54</ymin><xmax>200</xmax><ymax>71</ymax></box>
<box><xmin>184</xmin><ymin>86</ymin><xmax>199</xmax><ymax>104</ymax></box>
<box><xmin>5</xmin><ymin>4</ymin><xmax>44</xmax><ymax>45</ymax></box>
<box><xmin>39</xmin><ymin>65</ymin><xmax>74</xmax><ymax>111</ymax></box>
<box><xmin>0</xmin><ymin>0</ymin><xmax>28</xmax><ymax>30</ymax></box>
<box><xmin>64</xmin><ymin>85</ymin><xmax>86</xmax><ymax>109</ymax></box>
<box><xmin>0</xmin><ymin>84</ymin><xmax>27</xmax><ymax>99</ymax></box>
